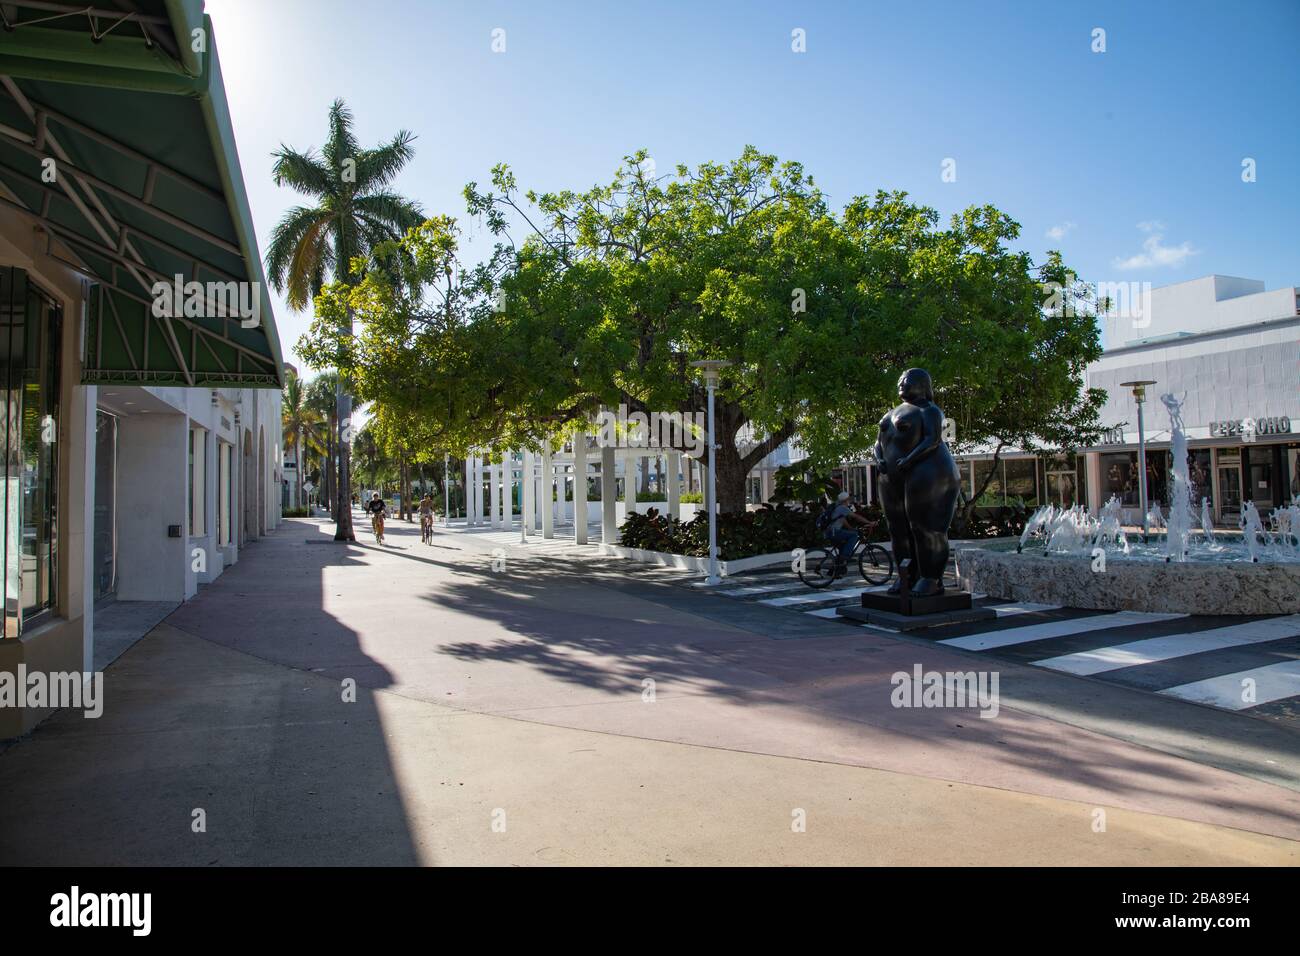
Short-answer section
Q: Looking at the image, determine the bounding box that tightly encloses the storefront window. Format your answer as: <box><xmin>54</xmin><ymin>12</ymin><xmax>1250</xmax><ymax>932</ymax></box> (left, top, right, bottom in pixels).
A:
<box><xmin>1004</xmin><ymin>458</ymin><xmax>1038</xmax><ymax>509</ymax></box>
<box><xmin>1185</xmin><ymin>449</ymin><xmax>1212</xmax><ymax>510</ymax></box>
<box><xmin>189</xmin><ymin>428</ymin><xmax>207</xmax><ymax>536</ymax></box>
<box><xmin>1101</xmin><ymin>452</ymin><xmax>1139</xmax><ymax>507</ymax></box>
<box><xmin>1045</xmin><ymin>453</ymin><xmax>1078</xmax><ymax>508</ymax></box>
<box><xmin>973</xmin><ymin>460</ymin><xmax>1002</xmax><ymax>507</ymax></box>
<box><xmin>1</xmin><ymin>268</ymin><xmax>61</xmax><ymax>636</ymax></box>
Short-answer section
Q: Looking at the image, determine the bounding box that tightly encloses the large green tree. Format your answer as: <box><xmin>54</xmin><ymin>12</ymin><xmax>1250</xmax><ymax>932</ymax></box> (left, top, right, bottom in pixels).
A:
<box><xmin>303</xmin><ymin>148</ymin><xmax>1105</xmax><ymax>516</ymax></box>
<box><xmin>265</xmin><ymin>98</ymin><xmax>424</xmax><ymax>540</ymax></box>
<box><xmin>458</xmin><ymin>148</ymin><xmax>1104</xmax><ymax>511</ymax></box>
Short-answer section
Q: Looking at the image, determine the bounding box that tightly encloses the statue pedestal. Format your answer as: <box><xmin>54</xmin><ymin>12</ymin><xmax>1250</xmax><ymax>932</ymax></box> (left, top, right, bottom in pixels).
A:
<box><xmin>860</xmin><ymin>588</ymin><xmax>973</xmax><ymax>616</ymax></box>
<box><xmin>837</xmin><ymin>593</ymin><xmax>995</xmax><ymax>632</ymax></box>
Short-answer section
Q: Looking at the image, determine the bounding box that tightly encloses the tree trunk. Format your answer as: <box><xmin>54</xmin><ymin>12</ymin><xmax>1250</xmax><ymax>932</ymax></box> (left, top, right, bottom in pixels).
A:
<box><xmin>334</xmin><ymin>384</ymin><xmax>355</xmax><ymax>540</ymax></box>
<box><xmin>401</xmin><ymin>462</ymin><xmax>411</xmax><ymax>521</ymax></box>
<box><xmin>711</xmin><ymin>440</ymin><xmax>750</xmax><ymax>514</ymax></box>
<box><xmin>294</xmin><ymin>429</ymin><xmax>304</xmax><ymax>509</ymax></box>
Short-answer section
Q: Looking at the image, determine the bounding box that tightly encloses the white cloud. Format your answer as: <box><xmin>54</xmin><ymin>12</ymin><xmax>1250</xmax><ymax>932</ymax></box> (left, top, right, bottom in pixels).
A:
<box><xmin>1046</xmin><ymin>221</ymin><xmax>1076</xmax><ymax>240</ymax></box>
<box><xmin>1114</xmin><ymin>223</ymin><xmax>1196</xmax><ymax>270</ymax></box>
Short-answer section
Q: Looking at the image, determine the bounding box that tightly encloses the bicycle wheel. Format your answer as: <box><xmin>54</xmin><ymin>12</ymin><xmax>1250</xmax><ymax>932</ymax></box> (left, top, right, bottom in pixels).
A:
<box><xmin>798</xmin><ymin>548</ymin><xmax>841</xmax><ymax>589</ymax></box>
<box><xmin>857</xmin><ymin>542</ymin><xmax>894</xmax><ymax>586</ymax></box>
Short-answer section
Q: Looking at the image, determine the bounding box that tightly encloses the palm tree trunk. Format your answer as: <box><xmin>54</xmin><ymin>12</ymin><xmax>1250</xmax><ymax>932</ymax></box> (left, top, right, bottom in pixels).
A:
<box><xmin>295</xmin><ymin>428</ymin><xmax>304</xmax><ymax>508</ymax></box>
<box><xmin>334</xmin><ymin>376</ymin><xmax>355</xmax><ymax>540</ymax></box>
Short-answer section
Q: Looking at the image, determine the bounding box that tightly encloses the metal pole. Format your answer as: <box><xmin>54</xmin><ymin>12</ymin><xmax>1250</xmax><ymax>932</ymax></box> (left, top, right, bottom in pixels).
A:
<box><xmin>1136</xmin><ymin>398</ymin><xmax>1150</xmax><ymax>543</ymax></box>
<box><xmin>706</xmin><ymin>378</ymin><xmax>720</xmax><ymax>585</ymax></box>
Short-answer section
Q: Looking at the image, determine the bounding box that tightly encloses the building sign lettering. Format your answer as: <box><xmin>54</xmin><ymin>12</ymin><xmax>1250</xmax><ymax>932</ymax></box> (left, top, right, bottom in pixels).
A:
<box><xmin>1210</xmin><ymin>417</ymin><xmax>1291</xmax><ymax>438</ymax></box>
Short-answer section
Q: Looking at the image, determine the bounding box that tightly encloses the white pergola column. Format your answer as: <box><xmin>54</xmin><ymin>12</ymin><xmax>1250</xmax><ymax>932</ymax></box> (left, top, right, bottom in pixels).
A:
<box><xmin>488</xmin><ymin>456</ymin><xmax>500</xmax><ymax>529</ymax></box>
<box><xmin>501</xmin><ymin>455</ymin><xmax>511</xmax><ymax>527</ymax></box>
<box><xmin>667</xmin><ymin>450</ymin><xmax>681</xmax><ymax>521</ymax></box>
<box><xmin>574</xmin><ymin>431</ymin><xmax>589</xmax><ymax>545</ymax></box>
<box><xmin>622</xmin><ymin>448</ymin><xmax>638</xmax><ymax>516</ymax></box>
<box><xmin>522</xmin><ymin>450</ymin><xmax>535</xmax><ymax>535</ymax></box>
<box><xmin>469</xmin><ymin>453</ymin><xmax>479</xmax><ymax>526</ymax></box>
<box><xmin>541</xmin><ymin>439</ymin><xmax>554</xmax><ymax>539</ymax></box>
<box><xmin>476</xmin><ymin>453</ymin><xmax>485</xmax><ymax>525</ymax></box>
<box><xmin>601</xmin><ymin>444</ymin><xmax>618</xmax><ymax>544</ymax></box>
<box><xmin>465</xmin><ymin>456</ymin><xmax>474</xmax><ymax>525</ymax></box>
<box><xmin>477</xmin><ymin>453</ymin><xmax>486</xmax><ymax>525</ymax></box>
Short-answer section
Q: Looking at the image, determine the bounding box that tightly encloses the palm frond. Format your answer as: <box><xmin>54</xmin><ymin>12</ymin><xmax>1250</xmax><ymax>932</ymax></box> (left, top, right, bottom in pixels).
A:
<box><xmin>355</xmin><ymin>131</ymin><xmax>417</xmax><ymax>191</ymax></box>
<box><xmin>322</xmin><ymin>98</ymin><xmax>361</xmax><ymax>175</ymax></box>
<box><xmin>271</xmin><ymin>146</ymin><xmax>333</xmax><ymax>197</ymax></box>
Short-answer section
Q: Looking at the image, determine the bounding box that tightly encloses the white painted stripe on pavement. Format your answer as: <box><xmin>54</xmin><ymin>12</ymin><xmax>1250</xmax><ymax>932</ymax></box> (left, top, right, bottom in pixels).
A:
<box><xmin>1032</xmin><ymin>614</ymin><xmax>1300</xmax><ymax>676</ymax></box>
<box><xmin>1157</xmin><ymin>660</ymin><xmax>1300</xmax><ymax>710</ymax></box>
<box><xmin>990</xmin><ymin>602</ymin><xmax>1061</xmax><ymax>618</ymax></box>
<box><xmin>723</xmin><ymin>580</ymin><xmax>815</xmax><ymax>596</ymax></box>
<box><xmin>761</xmin><ymin>584</ymin><xmax>892</xmax><ymax>607</ymax></box>
<box><xmin>939</xmin><ymin>611</ymin><xmax>1186</xmax><ymax>651</ymax></box>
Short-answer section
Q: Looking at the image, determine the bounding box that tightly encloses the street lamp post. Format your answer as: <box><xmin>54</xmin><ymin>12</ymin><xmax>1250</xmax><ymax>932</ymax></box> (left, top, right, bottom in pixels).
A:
<box><xmin>690</xmin><ymin>360</ymin><xmax>733</xmax><ymax>585</ymax></box>
<box><xmin>444</xmin><ymin>453</ymin><xmax>451</xmax><ymax>526</ymax></box>
<box><xmin>1121</xmin><ymin>379</ymin><xmax>1157</xmax><ymax>543</ymax></box>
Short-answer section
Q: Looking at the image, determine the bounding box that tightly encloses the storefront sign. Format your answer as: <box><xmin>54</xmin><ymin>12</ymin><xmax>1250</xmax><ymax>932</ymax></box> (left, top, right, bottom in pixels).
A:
<box><xmin>1210</xmin><ymin>417</ymin><xmax>1291</xmax><ymax>438</ymax></box>
<box><xmin>1099</xmin><ymin>425</ymin><xmax>1126</xmax><ymax>445</ymax></box>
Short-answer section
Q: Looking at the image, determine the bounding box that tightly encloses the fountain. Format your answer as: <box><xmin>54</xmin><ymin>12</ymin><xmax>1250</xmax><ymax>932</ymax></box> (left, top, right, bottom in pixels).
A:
<box><xmin>1240</xmin><ymin>501</ymin><xmax>1265</xmax><ymax>563</ymax></box>
<box><xmin>955</xmin><ymin>400</ymin><xmax>1300</xmax><ymax>615</ymax></box>
<box><xmin>1159</xmin><ymin>393</ymin><xmax>1194</xmax><ymax>562</ymax></box>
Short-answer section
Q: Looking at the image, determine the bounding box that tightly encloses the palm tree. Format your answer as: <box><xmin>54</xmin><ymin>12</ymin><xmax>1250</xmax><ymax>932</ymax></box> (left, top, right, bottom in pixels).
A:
<box><xmin>266</xmin><ymin>99</ymin><xmax>424</xmax><ymax>540</ymax></box>
<box><xmin>305</xmin><ymin>372</ymin><xmax>340</xmax><ymax>511</ymax></box>
<box><xmin>281</xmin><ymin>369</ymin><xmax>321</xmax><ymax>511</ymax></box>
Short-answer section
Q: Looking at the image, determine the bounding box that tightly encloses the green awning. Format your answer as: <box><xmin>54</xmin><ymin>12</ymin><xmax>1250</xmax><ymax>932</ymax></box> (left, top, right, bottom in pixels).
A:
<box><xmin>0</xmin><ymin>0</ymin><xmax>284</xmax><ymax>388</ymax></box>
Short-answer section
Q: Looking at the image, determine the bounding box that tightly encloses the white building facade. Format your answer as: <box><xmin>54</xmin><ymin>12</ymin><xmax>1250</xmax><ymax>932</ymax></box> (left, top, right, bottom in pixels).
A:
<box><xmin>0</xmin><ymin>6</ymin><xmax>285</xmax><ymax>737</ymax></box>
<box><xmin>1081</xmin><ymin>275</ymin><xmax>1299</xmax><ymax>525</ymax></box>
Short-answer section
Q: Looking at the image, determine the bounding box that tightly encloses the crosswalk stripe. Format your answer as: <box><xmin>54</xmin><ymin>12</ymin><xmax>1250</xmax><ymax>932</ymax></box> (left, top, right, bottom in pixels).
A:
<box><xmin>1158</xmin><ymin>660</ymin><xmax>1300</xmax><ymax>710</ymax></box>
<box><xmin>760</xmin><ymin>584</ymin><xmax>893</xmax><ymax>607</ymax></box>
<box><xmin>723</xmin><ymin>580</ymin><xmax>818</xmax><ymax>596</ymax></box>
<box><xmin>938</xmin><ymin>611</ymin><xmax>1186</xmax><ymax>651</ymax></box>
<box><xmin>1032</xmin><ymin>614</ymin><xmax>1300</xmax><ymax>676</ymax></box>
<box><xmin>990</xmin><ymin>602</ymin><xmax>1061</xmax><ymax>618</ymax></box>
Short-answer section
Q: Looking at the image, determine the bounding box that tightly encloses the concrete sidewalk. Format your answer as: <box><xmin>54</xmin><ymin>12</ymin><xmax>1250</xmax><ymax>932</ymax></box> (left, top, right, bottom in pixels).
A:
<box><xmin>0</xmin><ymin>516</ymin><xmax>1296</xmax><ymax>865</ymax></box>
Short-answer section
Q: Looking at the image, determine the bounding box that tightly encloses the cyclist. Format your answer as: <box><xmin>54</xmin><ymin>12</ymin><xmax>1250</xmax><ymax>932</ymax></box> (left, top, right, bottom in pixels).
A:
<box><xmin>365</xmin><ymin>492</ymin><xmax>387</xmax><ymax>542</ymax></box>
<box><xmin>418</xmin><ymin>492</ymin><xmax>435</xmax><ymax>542</ymax></box>
<box><xmin>822</xmin><ymin>491</ymin><xmax>872</xmax><ymax>569</ymax></box>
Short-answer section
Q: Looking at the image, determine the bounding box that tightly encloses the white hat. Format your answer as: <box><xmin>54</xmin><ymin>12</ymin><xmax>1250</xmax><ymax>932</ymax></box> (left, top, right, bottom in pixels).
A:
<box><xmin>837</xmin><ymin>491</ymin><xmax>850</xmax><ymax>502</ymax></box>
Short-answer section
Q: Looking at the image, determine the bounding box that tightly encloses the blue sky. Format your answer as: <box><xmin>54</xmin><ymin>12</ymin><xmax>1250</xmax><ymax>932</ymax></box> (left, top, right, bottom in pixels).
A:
<box><xmin>204</xmin><ymin>0</ymin><xmax>1300</xmax><ymax>368</ymax></box>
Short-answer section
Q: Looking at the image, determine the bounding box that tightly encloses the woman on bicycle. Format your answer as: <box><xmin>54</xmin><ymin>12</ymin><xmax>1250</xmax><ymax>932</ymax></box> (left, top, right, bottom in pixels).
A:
<box><xmin>418</xmin><ymin>493</ymin><xmax>435</xmax><ymax>542</ymax></box>
<box><xmin>365</xmin><ymin>492</ymin><xmax>387</xmax><ymax>541</ymax></box>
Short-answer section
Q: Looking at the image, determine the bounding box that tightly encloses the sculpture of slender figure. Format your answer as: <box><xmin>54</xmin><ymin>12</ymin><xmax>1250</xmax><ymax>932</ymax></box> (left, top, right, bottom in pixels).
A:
<box><xmin>873</xmin><ymin>369</ymin><xmax>961</xmax><ymax>597</ymax></box>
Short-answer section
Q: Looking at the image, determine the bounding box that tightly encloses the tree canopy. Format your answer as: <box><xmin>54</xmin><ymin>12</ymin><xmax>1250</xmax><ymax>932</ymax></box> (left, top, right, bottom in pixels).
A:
<box><xmin>298</xmin><ymin>146</ymin><xmax>1105</xmax><ymax>512</ymax></box>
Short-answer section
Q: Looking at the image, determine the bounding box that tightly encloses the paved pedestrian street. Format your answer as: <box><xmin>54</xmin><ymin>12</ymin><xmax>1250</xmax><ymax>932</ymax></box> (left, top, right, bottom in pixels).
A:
<box><xmin>1</xmin><ymin>516</ymin><xmax>1296</xmax><ymax>867</ymax></box>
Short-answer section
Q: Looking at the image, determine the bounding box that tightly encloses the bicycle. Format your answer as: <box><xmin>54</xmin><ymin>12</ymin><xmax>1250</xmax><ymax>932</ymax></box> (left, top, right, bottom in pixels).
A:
<box><xmin>420</xmin><ymin>513</ymin><xmax>434</xmax><ymax>544</ymax></box>
<box><xmin>797</xmin><ymin>526</ymin><xmax>894</xmax><ymax>590</ymax></box>
<box><xmin>370</xmin><ymin>511</ymin><xmax>386</xmax><ymax>545</ymax></box>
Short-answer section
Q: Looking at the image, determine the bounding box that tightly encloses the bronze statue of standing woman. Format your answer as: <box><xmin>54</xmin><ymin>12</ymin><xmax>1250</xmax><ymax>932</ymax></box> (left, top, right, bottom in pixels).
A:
<box><xmin>873</xmin><ymin>369</ymin><xmax>961</xmax><ymax>597</ymax></box>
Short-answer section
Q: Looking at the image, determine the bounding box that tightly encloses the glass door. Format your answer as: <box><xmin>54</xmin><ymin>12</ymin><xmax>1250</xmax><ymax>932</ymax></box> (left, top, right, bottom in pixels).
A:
<box><xmin>1217</xmin><ymin>464</ymin><xmax>1242</xmax><ymax>521</ymax></box>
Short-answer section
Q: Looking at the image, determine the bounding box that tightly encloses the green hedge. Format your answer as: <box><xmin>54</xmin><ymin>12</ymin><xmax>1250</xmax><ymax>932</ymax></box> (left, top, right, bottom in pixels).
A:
<box><xmin>618</xmin><ymin>504</ymin><xmax>824</xmax><ymax>560</ymax></box>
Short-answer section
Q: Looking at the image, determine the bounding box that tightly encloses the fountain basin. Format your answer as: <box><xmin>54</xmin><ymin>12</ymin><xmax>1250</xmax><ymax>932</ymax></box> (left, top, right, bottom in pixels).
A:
<box><xmin>955</xmin><ymin>546</ymin><xmax>1300</xmax><ymax>616</ymax></box>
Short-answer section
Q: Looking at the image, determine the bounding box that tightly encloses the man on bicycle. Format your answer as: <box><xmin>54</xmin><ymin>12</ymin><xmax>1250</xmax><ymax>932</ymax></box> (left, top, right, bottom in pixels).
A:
<box><xmin>365</xmin><ymin>492</ymin><xmax>387</xmax><ymax>539</ymax></box>
<box><xmin>823</xmin><ymin>491</ymin><xmax>871</xmax><ymax>569</ymax></box>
